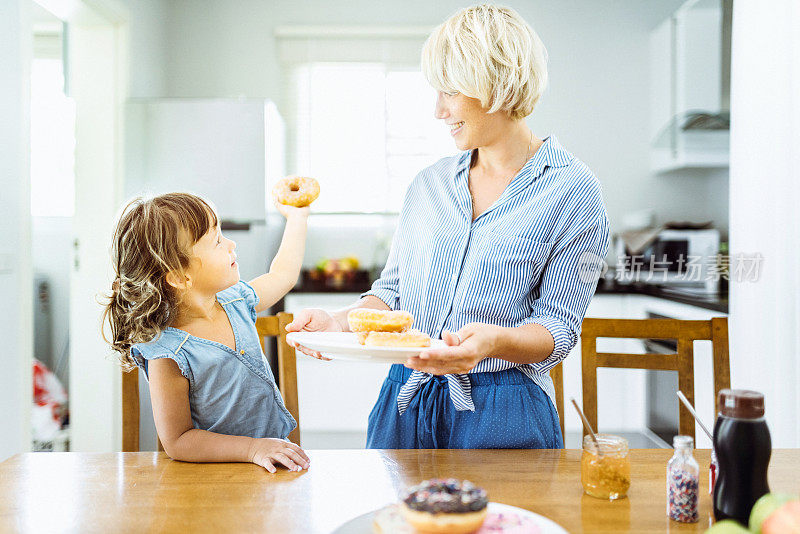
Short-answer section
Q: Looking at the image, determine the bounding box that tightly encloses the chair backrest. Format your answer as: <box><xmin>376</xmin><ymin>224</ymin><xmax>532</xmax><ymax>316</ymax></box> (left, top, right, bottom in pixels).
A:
<box><xmin>580</xmin><ymin>317</ymin><xmax>730</xmax><ymax>442</ymax></box>
<box><xmin>255</xmin><ymin>312</ymin><xmax>300</xmax><ymax>445</ymax></box>
<box><xmin>121</xmin><ymin>312</ymin><xmax>300</xmax><ymax>451</ymax></box>
<box><xmin>122</xmin><ymin>367</ymin><xmax>140</xmax><ymax>452</ymax></box>
<box><xmin>549</xmin><ymin>363</ymin><xmax>565</xmax><ymax>440</ymax></box>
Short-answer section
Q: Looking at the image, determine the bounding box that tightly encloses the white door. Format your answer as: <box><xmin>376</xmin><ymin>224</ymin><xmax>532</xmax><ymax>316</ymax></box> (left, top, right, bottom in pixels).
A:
<box><xmin>62</xmin><ymin>2</ymin><xmax>129</xmax><ymax>452</ymax></box>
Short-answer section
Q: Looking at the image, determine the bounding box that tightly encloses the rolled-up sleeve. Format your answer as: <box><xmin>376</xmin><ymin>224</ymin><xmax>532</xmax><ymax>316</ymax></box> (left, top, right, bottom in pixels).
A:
<box><xmin>519</xmin><ymin>197</ymin><xmax>610</xmax><ymax>372</ymax></box>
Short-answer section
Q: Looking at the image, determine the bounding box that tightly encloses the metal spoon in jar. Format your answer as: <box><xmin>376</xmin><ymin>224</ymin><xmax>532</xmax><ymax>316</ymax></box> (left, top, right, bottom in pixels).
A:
<box><xmin>676</xmin><ymin>390</ymin><xmax>714</xmax><ymax>441</ymax></box>
<box><xmin>571</xmin><ymin>397</ymin><xmax>603</xmax><ymax>457</ymax></box>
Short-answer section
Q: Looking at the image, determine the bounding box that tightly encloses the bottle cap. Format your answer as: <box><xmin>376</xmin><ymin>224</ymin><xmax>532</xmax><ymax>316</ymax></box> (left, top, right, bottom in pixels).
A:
<box><xmin>717</xmin><ymin>389</ymin><xmax>765</xmax><ymax>419</ymax></box>
<box><xmin>673</xmin><ymin>435</ymin><xmax>694</xmax><ymax>449</ymax></box>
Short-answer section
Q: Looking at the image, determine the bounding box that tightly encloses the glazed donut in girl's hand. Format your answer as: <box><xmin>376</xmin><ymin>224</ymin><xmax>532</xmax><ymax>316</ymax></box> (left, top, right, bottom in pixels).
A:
<box><xmin>273</xmin><ymin>175</ymin><xmax>320</xmax><ymax>208</ymax></box>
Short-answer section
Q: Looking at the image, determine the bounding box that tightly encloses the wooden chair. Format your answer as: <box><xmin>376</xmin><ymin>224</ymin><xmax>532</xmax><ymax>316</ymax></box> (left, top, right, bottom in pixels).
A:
<box><xmin>580</xmin><ymin>317</ymin><xmax>730</xmax><ymax>442</ymax></box>
<box><xmin>121</xmin><ymin>369</ymin><xmax>142</xmax><ymax>452</ymax></box>
<box><xmin>121</xmin><ymin>312</ymin><xmax>301</xmax><ymax>451</ymax></box>
<box><xmin>549</xmin><ymin>363</ymin><xmax>565</xmax><ymax>440</ymax></box>
<box><xmin>255</xmin><ymin>312</ymin><xmax>300</xmax><ymax>445</ymax></box>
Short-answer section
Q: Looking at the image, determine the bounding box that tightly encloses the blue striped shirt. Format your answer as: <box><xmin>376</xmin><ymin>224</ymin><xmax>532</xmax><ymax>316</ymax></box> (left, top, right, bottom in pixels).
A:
<box><xmin>362</xmin><ymin>135</ymin><xmax>610</xmax><ymax>414</ymax></box>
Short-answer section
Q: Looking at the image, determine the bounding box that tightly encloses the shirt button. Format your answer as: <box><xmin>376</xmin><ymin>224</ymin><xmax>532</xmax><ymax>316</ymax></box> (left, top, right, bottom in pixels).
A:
<box><xmin>240</xmin><ymin>349</ymin><xmax>245</xmax><ymax>355</ymax></box>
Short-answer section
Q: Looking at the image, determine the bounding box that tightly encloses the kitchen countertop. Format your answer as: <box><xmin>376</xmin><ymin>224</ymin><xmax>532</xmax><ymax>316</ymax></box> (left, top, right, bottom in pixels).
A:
<box><xmin>284</xmin><ymin>278</ymin><xmax>728</xmax><ymax>314</ymax></box>
<box><xmin>288</xmin><ymin>282</ymin><xmax>374</xmax><ymax>294</ymax></box>
<box><xmin>595</xmin><ymin>279</ymin><xmax>728</xmax><ymax>313</ymax></box>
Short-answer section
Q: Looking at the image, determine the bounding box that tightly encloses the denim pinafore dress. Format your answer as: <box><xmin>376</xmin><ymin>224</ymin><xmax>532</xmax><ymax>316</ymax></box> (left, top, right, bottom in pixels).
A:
<box><xmin>131</xmin><ymin>281</ymin><xmax>296</xmax><ymax>439</ymax></box>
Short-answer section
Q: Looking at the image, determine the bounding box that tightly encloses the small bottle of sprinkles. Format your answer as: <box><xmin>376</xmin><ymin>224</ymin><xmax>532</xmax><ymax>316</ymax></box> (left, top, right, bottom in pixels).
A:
<box><xmin>667</xmin><ymin>435</ymin><xmax>700</xmax><ymax>523</ymax></box>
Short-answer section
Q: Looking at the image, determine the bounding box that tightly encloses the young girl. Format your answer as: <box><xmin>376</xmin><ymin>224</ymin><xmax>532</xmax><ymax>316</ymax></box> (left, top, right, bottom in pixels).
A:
<box><xmin>104</xmin><ymin>192</ymin><xmax>310</xmax><ymax>473</ymax></box>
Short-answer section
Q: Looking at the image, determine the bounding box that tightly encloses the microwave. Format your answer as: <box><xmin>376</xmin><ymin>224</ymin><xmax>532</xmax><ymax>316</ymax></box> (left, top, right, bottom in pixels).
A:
<box><xmin>614</xmin><ymin>228</ymin><xmax>721</xmax><ymax>293</ymax></box>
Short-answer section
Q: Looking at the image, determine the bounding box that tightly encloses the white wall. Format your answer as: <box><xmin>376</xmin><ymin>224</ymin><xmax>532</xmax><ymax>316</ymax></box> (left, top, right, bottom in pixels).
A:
<box><xmin>158</xmin><ymin>0</ymin><xmax>727</xmax><ymax>245</ymax></box>
<box><xmin>123</xmin><ymin>0</ymin><xmax>167</xmax><ymax>98</ymax></box>
<box><xmin>0</xmin><ymin>0</ymin><xmax>33</xmax><ymax>461</ymax></box>
<box><xmin>729</xmin><ymin>0</ymin><xmax>799</xmax><ymax>448</ymax></box>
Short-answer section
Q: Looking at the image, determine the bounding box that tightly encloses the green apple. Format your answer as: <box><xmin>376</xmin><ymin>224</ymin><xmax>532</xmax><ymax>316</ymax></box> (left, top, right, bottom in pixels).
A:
<box><xmin>704</xmin><ymin>519</ymin><xmax>750</xmax><ymax>534</ymax></box>
<box><xmin>750</xmin><ymin>493</ymin><xmax>799</xmax><ymax>534</ymax></box>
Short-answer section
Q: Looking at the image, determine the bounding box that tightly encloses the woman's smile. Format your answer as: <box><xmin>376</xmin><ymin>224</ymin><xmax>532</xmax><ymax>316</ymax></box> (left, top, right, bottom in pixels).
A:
<box><xmin>449</xmin><ymin>121</ymin><xmax>465</xmax><ymax>136</ymax></box>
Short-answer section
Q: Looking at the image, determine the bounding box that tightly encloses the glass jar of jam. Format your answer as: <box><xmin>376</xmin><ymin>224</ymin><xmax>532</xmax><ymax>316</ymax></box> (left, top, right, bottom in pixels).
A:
<box><xmin>581</xmin><ymin>434</ymin><xmax>631</xmax><ymax>500</ymax></box>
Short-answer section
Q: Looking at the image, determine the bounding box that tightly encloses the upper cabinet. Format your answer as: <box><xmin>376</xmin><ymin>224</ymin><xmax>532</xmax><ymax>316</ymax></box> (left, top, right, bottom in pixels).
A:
<box><xmin>650</xmin><ymin>0</ymin><xmax>731</xmax><ymax>173</ymax></box>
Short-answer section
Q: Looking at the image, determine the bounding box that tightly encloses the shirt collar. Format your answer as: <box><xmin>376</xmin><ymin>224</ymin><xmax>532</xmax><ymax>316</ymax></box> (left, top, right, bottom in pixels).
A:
<box><xmin>454</xmin><ymin>134</ymin><xmax>573</xmax><ymax>181</ymax></box>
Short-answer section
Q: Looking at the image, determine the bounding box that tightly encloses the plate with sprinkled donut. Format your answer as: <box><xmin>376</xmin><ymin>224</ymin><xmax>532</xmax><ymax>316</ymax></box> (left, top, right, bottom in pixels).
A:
<box><xmin>286</xmin><ymin>332</ymin><xmax>446</xmax><ymax>364</ymax></box>
<box><xmin>332</xmin><ymin>502</ymin><xmax>569</xmax><ymax>533</ymax></box>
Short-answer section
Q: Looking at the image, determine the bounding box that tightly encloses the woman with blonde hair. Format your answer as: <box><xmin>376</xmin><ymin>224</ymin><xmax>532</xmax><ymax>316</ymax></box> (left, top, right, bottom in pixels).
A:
<box><xmin>289</xmin><ymin>4</ymin><xmax>609</xmax><ymax>449</ymax></box>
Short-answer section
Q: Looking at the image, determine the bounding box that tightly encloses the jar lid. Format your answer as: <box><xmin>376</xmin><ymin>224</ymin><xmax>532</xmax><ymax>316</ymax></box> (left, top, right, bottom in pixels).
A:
<box><xmin>718</xmin><ymin>389</ymin><xmax>765</xmax><ymax>419</ymax></box>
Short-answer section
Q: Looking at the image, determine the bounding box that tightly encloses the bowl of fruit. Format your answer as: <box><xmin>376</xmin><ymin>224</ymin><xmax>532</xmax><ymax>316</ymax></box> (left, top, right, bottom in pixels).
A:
<box><xmin>304</xmin><ymin>256</ymin><xmax>369</xmax><ymax>290</ymax></box>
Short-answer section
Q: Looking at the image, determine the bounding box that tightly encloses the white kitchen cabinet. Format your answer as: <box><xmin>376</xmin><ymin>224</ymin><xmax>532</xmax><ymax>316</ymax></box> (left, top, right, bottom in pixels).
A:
<box><xmin>283</xmin><ymin>293</ymin><xmax>390</xmax><ymax>447</ymax></box>
<box><xmin>125</xmin><ymin>98</ymin><xmax>285</xmax><ymax>221</ymax></box>
<box><xmin>649</xmin><ymin>0</ymin><xmax>729</xmax><ymax>173</ymax></box>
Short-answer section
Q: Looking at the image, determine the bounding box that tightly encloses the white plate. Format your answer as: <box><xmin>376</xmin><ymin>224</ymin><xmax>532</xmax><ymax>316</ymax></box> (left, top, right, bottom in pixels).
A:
<box><xmin>331</xmin><ymin>502</ymin><xmax>568</xmax><ymax>534</ymax></box>
<box><xmin>286</xmin><ymin>331</ymin><xmax>444</xmax><ymax>364</ymax></box>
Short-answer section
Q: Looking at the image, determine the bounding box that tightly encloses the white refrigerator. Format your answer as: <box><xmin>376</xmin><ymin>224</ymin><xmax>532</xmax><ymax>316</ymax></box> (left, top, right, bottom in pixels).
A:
<box><xmin>125</xmin><ymin>98</ymin><xmax>286</xmax><ymax>450</ymax></box>
<box><xmin>125</xmin><ymin>98</ymin><xmax>286</xmax><ymax>280</ymax></box>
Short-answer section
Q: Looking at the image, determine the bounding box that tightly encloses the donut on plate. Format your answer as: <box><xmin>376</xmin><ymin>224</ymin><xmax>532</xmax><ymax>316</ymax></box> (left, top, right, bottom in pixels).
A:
<box><xmin>347</xmin><ymin>309</ymin><xmax>414</xmax><ymax>333</ymax></box>
<box><xmin>400</xmin><ymin>479</ymin><xmax>489</xmax><ymax>534</ymax></box>
<box><xmin>372</xmin><ymin>504</ymin><xmax>541</xmax><ymax>534</ymax></box>
<box><xmin>362</xmin><ymin>330</ymin><xmax>431</xmax><ymax>348</ymax></box>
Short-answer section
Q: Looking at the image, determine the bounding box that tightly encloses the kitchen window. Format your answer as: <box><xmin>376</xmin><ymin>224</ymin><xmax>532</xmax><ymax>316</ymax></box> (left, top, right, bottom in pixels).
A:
<box><xmin>279</xmin><ymin>29</ymin><xmax>453</xmax><ymax>214</ymax></box>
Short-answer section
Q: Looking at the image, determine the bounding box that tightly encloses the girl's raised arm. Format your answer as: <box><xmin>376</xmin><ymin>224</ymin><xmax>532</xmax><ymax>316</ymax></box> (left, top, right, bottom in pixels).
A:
<box><xmin>249</xmin><ymin>203</ymin><xmax>309</xmax><ymax>312</ymax></box>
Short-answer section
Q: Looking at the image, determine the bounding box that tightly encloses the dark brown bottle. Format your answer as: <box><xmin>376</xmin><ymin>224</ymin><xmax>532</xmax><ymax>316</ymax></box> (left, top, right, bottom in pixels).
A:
<box><xmin>712</xmin><ymin>389</ymin><xmax>771</xmax><ymax>525</ymax></box>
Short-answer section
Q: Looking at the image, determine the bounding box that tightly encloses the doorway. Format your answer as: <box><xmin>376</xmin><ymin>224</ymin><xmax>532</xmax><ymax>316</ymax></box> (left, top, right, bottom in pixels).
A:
<box><xmin>29</xmin><ymin>0</ymin><xmax>129</xmax><ymax>453</ymax></box>
<box><xmin>29</xmin><ymin>3</ymin><xmax>73</xmax><ymax>451</ymax></box>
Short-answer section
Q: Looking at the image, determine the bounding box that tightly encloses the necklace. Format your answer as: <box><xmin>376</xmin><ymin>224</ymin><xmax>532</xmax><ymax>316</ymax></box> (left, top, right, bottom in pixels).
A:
<box><xmin>470</xmin><ymin>129</ymin><xmax>534</xmax><ymax>192</ymax></box>
<box><xmin>468</xmin><ymin>130</ymin><xmax>534</xmax><ymax>217</ymax></box>
<box><xmin>522</xmin><ymin>129</ymin><xmax>534</xmax><ymax>169</ymax></box>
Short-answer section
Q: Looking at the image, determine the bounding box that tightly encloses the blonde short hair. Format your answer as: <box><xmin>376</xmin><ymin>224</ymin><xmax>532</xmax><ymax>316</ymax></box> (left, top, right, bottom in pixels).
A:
<box><xmin>422</xmin><ymin>4</ymin><xmax>548</xmax><ymax>120</ymax></box>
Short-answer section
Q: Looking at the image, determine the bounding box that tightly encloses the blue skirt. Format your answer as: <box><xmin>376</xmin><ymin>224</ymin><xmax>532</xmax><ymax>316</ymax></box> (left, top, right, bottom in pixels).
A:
<box><xmin>366</xmin><ymin>365</ymin><xmax>563</xmax><ymax>449</ymax></box>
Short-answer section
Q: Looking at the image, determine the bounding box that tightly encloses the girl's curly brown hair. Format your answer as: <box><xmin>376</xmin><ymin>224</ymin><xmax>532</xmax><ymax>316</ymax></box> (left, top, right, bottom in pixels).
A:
<box><xmin>102</xmin><ymin>193</ymin><xmax>218</xmax><ymax>369</ymax></box>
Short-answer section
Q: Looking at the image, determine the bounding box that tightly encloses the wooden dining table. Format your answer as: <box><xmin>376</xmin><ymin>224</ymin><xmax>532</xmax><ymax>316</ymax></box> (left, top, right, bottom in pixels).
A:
<box><xmin>0</xmin><ymin>448</ymin><xmax>797</xmax><ymax>533</ymax></box>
